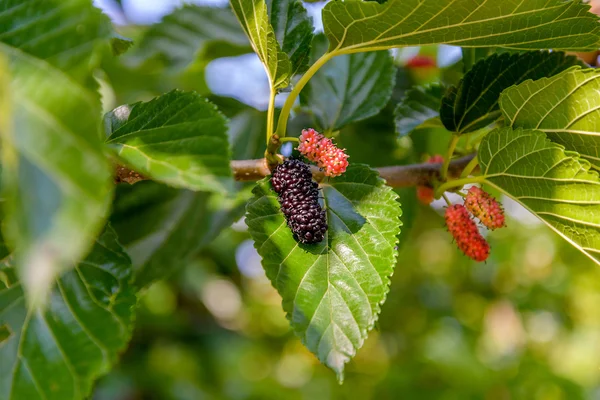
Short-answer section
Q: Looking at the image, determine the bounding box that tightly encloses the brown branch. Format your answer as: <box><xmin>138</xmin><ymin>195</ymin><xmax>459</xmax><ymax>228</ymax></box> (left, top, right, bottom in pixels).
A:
<box><xmin>116</xmin><ymin>154</ymin><xmax>476</xmax><ymax>188</ymax></box>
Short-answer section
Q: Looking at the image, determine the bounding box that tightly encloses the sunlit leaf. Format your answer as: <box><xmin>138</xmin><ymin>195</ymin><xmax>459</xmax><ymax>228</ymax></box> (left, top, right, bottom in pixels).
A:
<box><xmin>0</xmin><ymin>0</ymin><xmax>114</xmax><ymax>302</ymax></box>
<box><xmin>246</xmin><ymin>165</ymin><xmax>401</xmax><ymax>381</ymax></box>
<box><xmin>0</xmin><ymin>226</ymin><xmax>136</xmax><ymax>400</ymax></box>
<box><xmin>479</xmin><ymin>127</ymin><xmax>600</xmax><ymax>265</ymax></box>
<box><xmin>322</xmin><ymin>0</ymin><xmax>600</xmax><ymax>55</ymax></box>
<box><xmin>500</xmin><ymin>67</ymin><xmax>600</xmax><ymax>168</ymax></box>
<box><xmin>230</xmin><ymin>0</ymin><xmax>292</xmax><ymax>90</ymax></box>
<box><xmin>105</xmin><ymin>90</ymin><xmax>233</xmax><ymax>193</ymax></box>
<box><xmin>441</xmin><ymin>51</ymin><xmax>582</xmax><ymax>133</ymax></box>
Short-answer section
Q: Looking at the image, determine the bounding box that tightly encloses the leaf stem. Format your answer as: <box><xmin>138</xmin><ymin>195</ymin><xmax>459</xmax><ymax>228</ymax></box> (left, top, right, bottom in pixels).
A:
<box><xmin>279</xmin><ymin>137</ymin><xmax>299</xmax><ymax>143</ymax></box>
<box><xmin>441</xmin><ymin>193</ymin><xmax>452</xmax><ymax>206</ymax></box>
<box><xmin>441</xmin><ymin>134</ymin><xmax>460</xmax><ymax>181</ymax></box>
<box><xmin>435</xmin><ymin>176</ymin><xmax>485</xmax><ymax>198</ymax></box>
<box><xmin>275</xmin><ymin>51</ymin><xmax>335</xmax><ymax>138</ymax></box>
<box><xmin>266</xmin><ymin>89</ymin><xmax>276</xmax><ymax>146</ymax></box>
<box><xmin>459</xmin><ymin>154</ymin><xmax>479</xmax><ymax>178</ymax></box>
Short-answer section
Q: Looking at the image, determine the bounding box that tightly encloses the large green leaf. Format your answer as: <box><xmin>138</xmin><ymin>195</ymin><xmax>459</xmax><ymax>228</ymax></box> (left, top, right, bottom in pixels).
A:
<box><xmin>246</xmin><ymin>165</ymin><xmax>401</xmax><ymax>381</ymax></box>
<box><xmin>110</xmin><ymin>108</ymin><xmax>265</xmax><ymax>288</ymax></box>
<box><xmin>267</xmin><ymin>0</ymin><xmax>313</xmax><ymax>77</ymax></box>
<box><xmin>0</xmin><ymin>0</ymin><xmax>114</xmax><ymax>302</ymax></box>
<box><xmin>500</xmin><ymin>67</ymin><xmax>600</xmax><ymax>168</ymax></box>
<box><xmin>230</xmin><ymin>0</ymin><xmax>292</xmax><ymax>90</ymax></box>
<box><xmin>301</xmin><ymin>35</ymin><xmax>395</xmax><ymax>132</ymax></box>
<box><xmin>105</xmin><ymin>90</ymin><xmax>233</xmax><ymax>193</ymax></box>
<box><xmin>395</xmin><ymin>83</ymin><xmax>444</xmax><ymax>137</ymax></box>
<box><xmin>322</xmin><ymin>0</ymin><xmax>600</xmax><ymax>56</ymax></box>
<box><xmin>441</xmin><ymin>51</ymin><xmax>582</xmax><ymax>133</ymax></box>
<box><xmin>479</xmin><ymin>127</ymin><xmax>600</xmax><ymax>265</ymax></box>
<box><xmin>0</xmin><ymin>226</ymin><xmax>136</xmax><ymax>400</ymax></box>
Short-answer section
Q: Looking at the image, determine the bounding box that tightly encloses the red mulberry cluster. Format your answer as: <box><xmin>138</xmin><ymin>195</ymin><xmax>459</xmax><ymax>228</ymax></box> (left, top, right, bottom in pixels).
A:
<box><xmin>464</xmin><ymin>186</ymin><xmax>505</xmax><ymax>230</ymax></box>
<box><xmin>271</xmin><ymin>159</ymin><xmax>327</xmax><ymax>244</ymax></box>
<box><xmin>444</xmin><ymin>205</ymin><xmax>490</xmax><ymax>262</ymax></box>
<box><xmin>417</xmin><ymin>155</ymin><xmax>444</xmax><ymax>205</ymax></box>
<box><xmin>298</xmin><ymin>128</ymin><xmax>349</xmax><ymax>177</ymax></box>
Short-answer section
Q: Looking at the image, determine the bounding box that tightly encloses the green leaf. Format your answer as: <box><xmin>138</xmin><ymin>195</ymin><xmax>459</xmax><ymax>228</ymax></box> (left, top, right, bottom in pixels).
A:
<box><xmin>110</xmin><ymin>107</ymin><xmax>265</xmax><ymax>288</ymax></box>
<box><xmin>246</xmin><ymin>165</ymin><xmax>402</xmax><ymax>381</ymax></box>
<box><xmin>126</xmin><ymin>5</ymin><xmax>249</xmax><ymax>71</ymax></box>
<box><xmin>111</xmin><ymin>34</ymin><xmax>134</xmax><ymax>56</ymax></box>
<box><xmin>267</xmin><ymin>0</ymin><xmax>313</xmax><ymax>76</ymax></box>
<box><xmin>105</xmin><ymin>90</ymin><xmax>233</xmax><ymax>193</ymax></box>
<box><xmin>441</xmin><ymin>51</ymin><xmax>582</xmax><ymax>134</ymax></box>
<box><xmin>0</xmin><ymin>226</ymin><xmax>136</xmax><ymax>400</ymax></box>
<box><xmin>500</xmin><ymin>67</ymin><xmax>600</xmax><ymax>168</ymax></box>
<box><xmin>111</xmin><ymin>182</ymin><xmax>251</xmax><ymax>288</ymax></box>
<box><xmin>395</xmin><ymin>84</ymin><xmax>444</xmax><ymax>137</ymax></box>
<box><xmin>479</xmin><ymin>127</ymin><xmax>600</xmax><ymax>265</ymax></box>
<box><xmin>301</xmin><ymin>35</ymin><xmax>395</xmax><ymax>132</ymax></box>
<box><xmin>322</xmin><ymin>0</ymin><xmax>600</xmax><ymax>56</ymax></box>
<box><xmin>0</xmin><ymin>1</ymin><xmax>114</xmax><ymax>302</ymax></box>
<box><xmin>230</xmin><ymin>0</ymin><xmax>292</xmax><ymax>90</ymax></box>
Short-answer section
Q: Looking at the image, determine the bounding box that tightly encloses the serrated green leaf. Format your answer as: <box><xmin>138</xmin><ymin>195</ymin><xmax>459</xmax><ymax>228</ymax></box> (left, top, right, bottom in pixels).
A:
<box><xmin>0</xmin><ymin>1</ymin><xmax>114</xmax><ymax>303</ymax></box>
<box><xmin>110</xmin><ymin>108</ymin><xmax>265</xmax><ymax>288</ymax></box>
<box><xmin>105</xmin><ymin>90</ymin><xmax>233</xmax><ymax>193</ymax></box>
<box><xmin>441</xmin><ymin>51</ymin><xmax>582</xmax><ymax>134</ymax></box>
<box><xmin>245</xmin><ymin>165</ymin><xmax>401</xmax><ymax>381</ymax></box>
<box><xmin>395</xmin><ymin>84</ymin><xmax>444</xmax><ymax>137</ymax></box>
<box><xmin>500</xmin><ymin>67</ymin><xmax>600</xmax><ymax>168</ymax></box>
<box><xmin>126</xmin><ymin>5</ymin><xmax>249</xmax><ymax>71</ymax></box>
<box><xmin>0</xmin><ymin>226</ymin><xmax>136</xmax><ymax>400</ymax></box>
<box><xmin>479</xmin><ymin>127</ymin><xmax>600</xmax><ymax>265</ymax></box>
<box><xmin>322</xmin><ymin>0</ymin><xmax>600</xmax><ymax>56</ymax></box>
<box><xmin>267</xmin><ymin>0</ymin><xmax>313</xmax><ymax>76</ymax></box>
<box><xmin>301</xmin><ymin>35</ymin><xmax>395</xmax><ymax>132</ymax></box>
<box><xmin>230</xmin><ymin>0</ymin><xmax>292</xmax><ymax>90</ymax></box>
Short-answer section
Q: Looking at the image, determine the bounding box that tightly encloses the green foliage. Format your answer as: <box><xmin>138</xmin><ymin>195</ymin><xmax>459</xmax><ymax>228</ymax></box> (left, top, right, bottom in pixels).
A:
<box><xmin>479</xmin><ymin>127</ymin><xmax>600</xmax><ymax>265</ymax></box>
<box><xmin>230</xmin><ymin>0</ymin><xmax>292</xmax><ymax>90</ymax></box>
<box><xmin>267</xmin><ymin>0</ymin><xmax>313</xmax><ymax>77</ymax></box>
<box><xmin>0</xmin><ymin>226</ymin><xmax>136</xmax><ymax>400</ymax></box>
<box><xmin>501</xmin><ymin>67</ymin><xmax>600</xmax><ymax>168</ymax></box>
<box><xmin>395</xmin><ymin>84</ymin><xmax>445</xmax><ymax>137</ymax></box>
<box><xmin>246</xmin><ymin>165</ymin><xmax>401</xmax><ymax>381</ymax></box>
<box><xmin>105</xmin><ymin>90</ymin><xmax>233</xmax><ymax>193</ymax></box>
<box><xmin>0</xmin><ymin>0</ymin><xmax>114</xmax><ymax>303</ymax></box>
<box><xmin>322</xmin><ymin>0</ymin><xmax>600</xmax><ymax>55</ymax></box>
<box><xmin>301</xmin><ymin>35</ymin><xmax>396</xmax><ymax>132</ymax></box>
<box><xmin>441</xmin><ymin>51</ymin><xmax>582</xmax><ymax>133</ymax></box>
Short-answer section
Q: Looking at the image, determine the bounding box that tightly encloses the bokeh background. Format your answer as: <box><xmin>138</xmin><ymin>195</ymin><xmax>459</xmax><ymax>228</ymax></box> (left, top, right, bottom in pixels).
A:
<box><xmin>93</xmin><ymin>1</ymin><xmax>600</xmax><ymax>399</ymax></box>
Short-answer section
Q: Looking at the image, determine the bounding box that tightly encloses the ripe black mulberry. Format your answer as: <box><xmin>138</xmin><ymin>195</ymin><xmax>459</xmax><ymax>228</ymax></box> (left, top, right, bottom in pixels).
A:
<box><xmin>270</xmin><ymin>159</ymin><xmax>327</xmax><ymax>244</ymax></box>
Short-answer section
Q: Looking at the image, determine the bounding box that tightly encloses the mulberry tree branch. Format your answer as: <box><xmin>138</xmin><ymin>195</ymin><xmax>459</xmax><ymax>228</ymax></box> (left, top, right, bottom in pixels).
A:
<box><xmin>115</xmin><ymin>154</ymin><xmax>476</xmax><ymax>188</ymax></box>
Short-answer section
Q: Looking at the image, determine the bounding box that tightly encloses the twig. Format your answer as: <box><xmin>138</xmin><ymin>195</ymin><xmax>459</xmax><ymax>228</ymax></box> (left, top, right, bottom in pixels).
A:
<box><xmin>115</xmin><ymin>154</ymin><xmax>476</xmax><ymax>188</ymax></box>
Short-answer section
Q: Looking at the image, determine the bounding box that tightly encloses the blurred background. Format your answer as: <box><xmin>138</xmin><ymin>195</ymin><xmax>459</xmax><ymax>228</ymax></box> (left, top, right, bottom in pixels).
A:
<box><xmin>93</xmin><ymin>1</ymin><xmax>600</xmax><ymax>399</ymax></box>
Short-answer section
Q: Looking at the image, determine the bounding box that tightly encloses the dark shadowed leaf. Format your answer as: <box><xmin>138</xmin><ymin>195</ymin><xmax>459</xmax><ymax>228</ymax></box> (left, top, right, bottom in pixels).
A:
<box><xmin>441</xmin><ymin>51</ymin><xmax>582</xmax><ymax>133</ymax></box>
<box><xmin>395</xmin><ymin>84</ymin><xmax>445</xmax><ymax>137</ymax></box>
<box><xmin>301</xmin><ymin>35</ymin><xmax>395</xmax><ymax>132</ymax></box>
<box><xmin>246</xmin><ymin>165</ymin><xmax>401</xmax><ymax>381</ymax></box>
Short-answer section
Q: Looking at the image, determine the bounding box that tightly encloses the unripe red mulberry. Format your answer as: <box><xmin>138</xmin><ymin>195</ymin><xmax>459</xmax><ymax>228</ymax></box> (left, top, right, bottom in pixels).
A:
<box><xmin>445</xmin><ymin>204</ymin><xmax>490</xmax><ymax>262</ymax></box>
<box><xmin>464</xmin><ymin>186</ymin><xmax>505</xmax><ymax>230</ymax></box>
<box><xmin>298</xmin><ymin>128</ymin><xmax>348</xmax><ymax>177</ymax></box>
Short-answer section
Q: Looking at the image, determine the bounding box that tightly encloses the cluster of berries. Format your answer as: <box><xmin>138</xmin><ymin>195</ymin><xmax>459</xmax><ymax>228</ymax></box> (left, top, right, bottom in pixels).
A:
<box><xmin>444</xmin><ymin>187</ymin><xmax>506</xmax><ymax>262</ymax></box>
<box><xmin>270</xmin><ymin>159</ymin><xmax>327</xmax><ymax>244</ymax></box>
<box><xmin>298</xmin><ymin>128</ymin><xmax>349</xmax><ymax>177</ymax></box>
